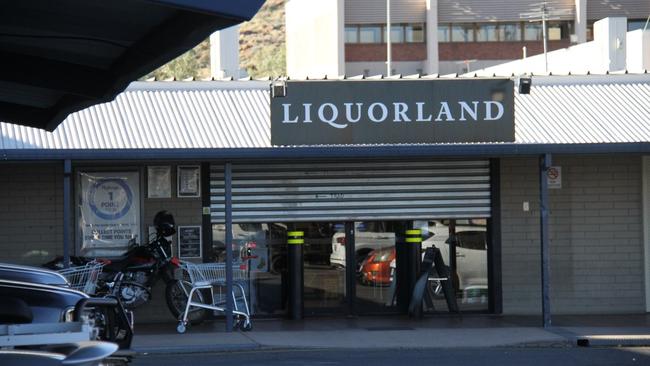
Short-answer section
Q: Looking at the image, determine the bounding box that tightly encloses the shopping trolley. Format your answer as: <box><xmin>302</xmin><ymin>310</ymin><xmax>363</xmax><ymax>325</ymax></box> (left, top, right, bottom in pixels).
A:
<box><xmin>57</xmin><ymin>261</ymin><xmax>104</xmax><ymax>295</ymax></box>
<box><xmin>176</xmin><ymin>261</ymin><xmax>251</xmax><ymax>333</ymax></box>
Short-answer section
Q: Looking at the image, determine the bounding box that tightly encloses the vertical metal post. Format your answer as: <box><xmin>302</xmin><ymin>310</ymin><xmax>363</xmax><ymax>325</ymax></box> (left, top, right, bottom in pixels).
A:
<box><xmin>200</xmin><ymin>162</ymin><xmax>212</xmax><ymax>263</ymax></box>
<box><xmin>287</xmin><ymin>229</ymin><xmax>304</xmax><ymax>320</ymax></box>
<box><xmin>344</xmin><ymin>222</ymin><xmax>356</xmax><ymax>316</ymax></box>
<box><xmin>63</xmin><ymin>159</ymin><xmax>72</xmax><ymax>269</ymax></box>
<box><xmin>386</xmin><ymin>0</ymin><xmax>392</xmax><ymax>76</ymax></box>
<box><xmin>224</xmin><ymin>163</ymin><xmax>234</xmax><ymax>331</ymax></box>
<box><xmin>541</xmin><ymin>3</ymin><xmax>548</xmax><ymax>73</ymax></box>
<box><xmin>540</xmin><ymin>153</ymin><xmax>552</xmax><ymax>328</ymax></box>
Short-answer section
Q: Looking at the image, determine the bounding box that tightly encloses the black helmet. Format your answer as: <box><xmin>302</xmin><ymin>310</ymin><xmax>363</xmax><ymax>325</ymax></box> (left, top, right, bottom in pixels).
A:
<box><xmin>153</xmin><ymin>210</ymin><xmax>176</xmax><ymax>237</ymax></box>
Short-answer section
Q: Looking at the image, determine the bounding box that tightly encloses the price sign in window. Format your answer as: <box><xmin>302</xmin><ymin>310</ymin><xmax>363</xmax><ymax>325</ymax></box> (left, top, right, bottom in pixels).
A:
<box><xmin>178</xmin><ymin>226</ymin><xmax>202</xmax><ymax>259</ymax></box>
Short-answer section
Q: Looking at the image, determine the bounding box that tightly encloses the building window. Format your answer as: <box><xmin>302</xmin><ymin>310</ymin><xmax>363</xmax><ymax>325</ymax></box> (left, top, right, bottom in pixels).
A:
<box><xmin>345</xmin><ymin>23</ymin><xmax>425</xmax><ymax>44</ymax></box>
<box><xmin>405</xmin><ymin>23</ymin><xmax>425</xmax><ymax>42</ymax></box>
<box><xmin>476</xmin><ymin>23</ymin><xmax>498</xmax><ymax>42</ymax></box>
<box><xmin>438</xmin><ymin>24</ymin><xmax>451</xmax><ymax>42</ymax></box>
<box><xmin>451</xmin><ymin>24</ymin><xmax>475</xmax><ymax>42</ymax></box>
<box><xmin>359</xmin><ymin>25</ymin><xmax>382</xmax><ymax>43</ymax></box>
<box><xmin>628</xmin><ymin>19</ymin><xmax>647</xmax><ymax>32</ymax></box>
<box><xmin>385</xmin><ymin>25</ymin><xmax>405</xmax><ymax>43</ymax></box>
<box><xmin>524</xmin><ymin>23</ymin><xmax>543</xmax><ymax>41</ymax></box>
<box><xmin>500</xmin><ymin>23</ymin><xmax>521</xmax><ymax>41</ymax></box>
<box><xmin>345</xmin><ymin>26</ymin><xmax>359</xmax><ymax>43</ymax></box>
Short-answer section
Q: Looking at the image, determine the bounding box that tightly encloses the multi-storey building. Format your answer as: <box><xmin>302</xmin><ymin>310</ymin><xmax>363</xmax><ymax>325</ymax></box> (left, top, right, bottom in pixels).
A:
<box><xmin>286</xmin><ymin>0</ymin><xmax>650</xmax><ymax>77</ymax></box>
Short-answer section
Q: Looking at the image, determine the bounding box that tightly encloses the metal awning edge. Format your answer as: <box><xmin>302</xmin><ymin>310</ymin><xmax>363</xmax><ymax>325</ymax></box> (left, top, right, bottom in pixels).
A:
<box><xmin>3</xmin><ymin>143</ymin><xmax>650</xmax><ymax>161</ymax></box>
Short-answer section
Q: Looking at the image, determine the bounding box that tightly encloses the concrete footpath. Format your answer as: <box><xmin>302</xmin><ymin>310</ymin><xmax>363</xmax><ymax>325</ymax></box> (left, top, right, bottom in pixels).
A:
<box><xmin>130</xmin><ymin>315</ymin><xmax>650</xmax><ymax>354</ymax></box>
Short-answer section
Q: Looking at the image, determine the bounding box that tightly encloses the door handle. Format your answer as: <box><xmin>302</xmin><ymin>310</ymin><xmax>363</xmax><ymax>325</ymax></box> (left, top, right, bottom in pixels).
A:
<box><xmin>456</xmin><ymin>253</ymin><xmax>465</xmax><ymax>258</ymax></box>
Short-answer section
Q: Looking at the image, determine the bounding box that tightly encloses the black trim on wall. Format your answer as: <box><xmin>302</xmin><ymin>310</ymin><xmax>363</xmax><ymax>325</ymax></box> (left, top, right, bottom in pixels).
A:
<box><xmin>200</xmin><ymin>162</ymin><xmax>212</xmax><ymax>263</ymax></box>
<box><xmin>488</xmin><ymin>158</ymin><xmax>503</xmax><ymax>314</ymax></box>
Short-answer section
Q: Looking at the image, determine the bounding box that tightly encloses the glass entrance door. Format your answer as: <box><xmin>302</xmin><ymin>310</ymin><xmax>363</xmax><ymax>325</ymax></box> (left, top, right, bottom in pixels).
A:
<box><xmin>301</xmin><ymin>222</ymin><xmax>346</xmax><ymax>315</ymax></box>
<box><xmin>353</xmin><ymin>221</ymin><xmax>401</xmax><ymax>314</ymax></box>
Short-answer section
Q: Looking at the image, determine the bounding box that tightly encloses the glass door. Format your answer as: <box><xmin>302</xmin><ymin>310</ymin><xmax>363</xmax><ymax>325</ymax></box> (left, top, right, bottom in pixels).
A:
<box><xmin>301</xmin><ymin>222</ymin><xmax>346</xmax><ymax>315</ymax></box>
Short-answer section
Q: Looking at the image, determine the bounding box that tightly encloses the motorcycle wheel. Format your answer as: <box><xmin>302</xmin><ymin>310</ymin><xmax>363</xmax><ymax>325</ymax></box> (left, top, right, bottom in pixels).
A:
<box><xmin>165</xmin><ymin>280</ymin><xmax>207</xmax><ymax>326</ymax></box>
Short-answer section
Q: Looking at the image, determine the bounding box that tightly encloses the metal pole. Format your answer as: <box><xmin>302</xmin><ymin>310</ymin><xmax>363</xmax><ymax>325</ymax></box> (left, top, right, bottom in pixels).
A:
<box><xmin>63</xmin><ymin>159</ymin><xmax>71</xmax><ymax>268</ymax></box>
<box><xmin>344</xmin><ymin>222</ymin><xmax>357</xmax><ymax>316</ymax></box>
<box><xmin>542</xmin><ymin>4</ymin><xmax>548</xmax><ymax>73</ymax></box>
<box><xmin>386</xmin><ymin>0</ymin><xmax>392</xmax><ymax>76</ymax></box>
<box><xmin>287</xmin><ymin>229</ymin><xmax>304</xmax><ymax>320</ymax></box>
<box><xmin>224</xmin><ymin>162</ymin><xmax>234</xmax><ymax>331</ymax></box>
<box><xmin>540</xmin><ymin>153</ymin><xmax>552</xmax><ymax>328</ymax></box>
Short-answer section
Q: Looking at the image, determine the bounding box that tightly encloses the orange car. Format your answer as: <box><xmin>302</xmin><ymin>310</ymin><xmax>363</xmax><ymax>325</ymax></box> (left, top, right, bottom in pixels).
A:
<box><xmin>359</xmin><ymin>247</ymin><xmax>395</xmax><ymax>286</ymax></box>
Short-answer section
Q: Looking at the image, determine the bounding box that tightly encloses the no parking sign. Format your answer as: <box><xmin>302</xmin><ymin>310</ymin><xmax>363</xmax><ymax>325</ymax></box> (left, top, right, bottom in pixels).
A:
<box><xmin>546</xmin><ymin>166</ymin><xmax>562</xmax><ymax>189</ymax></box>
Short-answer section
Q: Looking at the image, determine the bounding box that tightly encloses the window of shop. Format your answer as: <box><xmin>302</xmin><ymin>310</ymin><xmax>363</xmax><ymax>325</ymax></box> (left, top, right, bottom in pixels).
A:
<box><xmin>451</xmin><ymin>24</ymin><xmax>475</xmax><ymax>42</ymax></box>
<box><xmin>345</xmin><ymin>26</ymin><xmax>358</xmax><ymax>43</ymax></box>
<box><xmin>405</xmin><ymin>23</ymin><xmax>425</xmax><ymax>42</ymax></box>
<box><xmin>524</xmin><ymin>23</ymin><xmax>543</xmax><ymax>41</ymax></box>
<box><xmin>628</xmin><ymin>19</ymin><xmax>647</xmax><ymax>32</ymax></box>
<box><xmin>384</xmin><ymin>25</ymin><xmax>405</xmax><ymax>43</ymax></box>
<box><xmin>438</xmin><ymin>24</ymin><xmax>451</xmax><ymax>42</ymax></box>
<box><xmin>476</xmin><ymin>24</ymin><xmax>498</xmax><ymax>42</ymax></box>
<box><xmin>345</xmin><ymin>23</ymin><xmax>425</xmax><ymax>44</ymax></box>
<box><xmin>439</xmin><ymin>21</ymin><xmax>570</xmax><ymax>43</ymax></box>
<box><xmin>359</xmin><ymin>25</ymin><xmax>382</xmax><ymax>43</ymax></box>
<box><xmin>500</xmin><ymin>23</ymin><xmax>521</xmax><ymax>41</ymax></box>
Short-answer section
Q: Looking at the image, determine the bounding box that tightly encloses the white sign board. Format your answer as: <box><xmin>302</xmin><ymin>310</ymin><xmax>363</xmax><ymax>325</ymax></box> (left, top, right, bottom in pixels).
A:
<box><xmin>547</xmin><ymin>166</ymin><xmax>562</xmax><ymax>189</ymax></box>
<box><xmin>80</xmin><ymin>172</ymin><xmax>140</xmax><ymax>256</ymax></box>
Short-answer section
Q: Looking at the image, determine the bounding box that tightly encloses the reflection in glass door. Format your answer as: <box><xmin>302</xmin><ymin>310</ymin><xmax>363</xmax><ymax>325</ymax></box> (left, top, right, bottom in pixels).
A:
<box><xmin>354</xmin><ymin>221</ymin><xmax>400</xmax><ymax>314</ymax></box>
<box><xmin>301</xmin><ymin>222</ymin><xmax>346</xmax><ymax>315</ymax></box>
<box><xmin>415</xmin><ymin>219</ymin><xmax>488</xmax><ymax>313</ymax></box>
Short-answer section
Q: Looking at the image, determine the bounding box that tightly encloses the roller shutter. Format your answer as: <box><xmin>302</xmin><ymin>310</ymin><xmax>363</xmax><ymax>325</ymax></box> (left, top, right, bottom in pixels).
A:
<box><xmin>210</xmin><ymin>160</ymin><xmax>491</xmax><ymax>223</ymax></box>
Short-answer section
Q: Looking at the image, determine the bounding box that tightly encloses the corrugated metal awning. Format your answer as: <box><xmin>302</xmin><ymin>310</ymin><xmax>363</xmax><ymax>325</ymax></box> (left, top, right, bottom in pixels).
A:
<box><xmin>2</xmin><ymin>74</ymin><xmax>650</xmax><ymax>150</ymax></box>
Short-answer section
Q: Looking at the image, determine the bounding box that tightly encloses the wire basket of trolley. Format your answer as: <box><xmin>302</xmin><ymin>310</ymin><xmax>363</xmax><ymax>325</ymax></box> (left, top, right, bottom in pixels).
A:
<box><xmin>175</xmin><ymin>260</ymin><xmax>251</xmax><ymax>333</ymax></box>
<box><xmin>57</xmin><ymin>260</ymin><xmax>105</xmax><ymax>295</ymax></box>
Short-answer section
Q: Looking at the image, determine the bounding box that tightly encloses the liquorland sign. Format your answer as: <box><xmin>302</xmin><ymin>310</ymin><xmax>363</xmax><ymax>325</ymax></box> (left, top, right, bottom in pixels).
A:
<box><xmin>270</xmin><ymin>79</ymin><xmax>514</xmax><ymax>145</ymax></box>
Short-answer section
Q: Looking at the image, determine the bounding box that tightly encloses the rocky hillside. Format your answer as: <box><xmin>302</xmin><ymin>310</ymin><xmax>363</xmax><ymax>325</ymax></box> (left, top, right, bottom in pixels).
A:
<box><xmin>143</xmin><ymin>0</ymin><xmax>285</xmax><ymax>80</ymax></box>
<box><xmin>239</xmin><ymin>0</ymin><xmax>286</xmax><ymax>78</ymax></box>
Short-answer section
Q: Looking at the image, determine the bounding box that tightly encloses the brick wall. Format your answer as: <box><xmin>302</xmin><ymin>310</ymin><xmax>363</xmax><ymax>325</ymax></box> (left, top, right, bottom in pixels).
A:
<box><xmin>0</xmin><ymin>163</ymin><xmax>63</xmax><ymax>265</ymax></box>
<box><xmin>345</xmin><ymin>43</ymin><xmax>426</xmax><ymax>62</ymax></box>
<box><xmin>136</xmin><ymin>164</ymin><xmax>203</xmax><ymax>323</ymax></box>
<box><xmin>501</xmin><ymin>156</ymin><xmax>645</xmax><ymax>315</ymax></box>
<box><xmin>439</xmin><ymin>40</ymin><xmax>570</xmax><ymax>61</ymax></box>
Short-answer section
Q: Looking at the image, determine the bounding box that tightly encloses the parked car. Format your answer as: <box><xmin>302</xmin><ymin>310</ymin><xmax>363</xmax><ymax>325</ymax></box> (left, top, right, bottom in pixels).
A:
<box><xmin>345</xmin><ymin>220</ymin><xmax>488</xmax><ymax>294</ymax></box>
<box><xmin>358</xmin><ymin>246</ymin><xmax>395</xmax><ymax>286</ymax></box>
<box><xmin>330</xmin><ymin>222</ymin><xmax>394</xmax><ymax>269</ymax></box>
<box><xmin>0</xmin><ymin>263</ymin><xmax>133</xmax><ymax>349</ymax></box>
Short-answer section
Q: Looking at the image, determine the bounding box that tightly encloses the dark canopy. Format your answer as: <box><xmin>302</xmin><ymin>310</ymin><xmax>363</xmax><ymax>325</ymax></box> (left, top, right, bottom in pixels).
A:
<box><xmin>0</xmin><ymin>0</ymin><xmax>264</xmax><ymax>131</ymax></box>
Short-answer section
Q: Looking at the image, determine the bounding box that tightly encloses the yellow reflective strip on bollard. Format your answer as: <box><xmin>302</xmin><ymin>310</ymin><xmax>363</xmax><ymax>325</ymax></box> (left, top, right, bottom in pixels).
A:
<box><xmin>287</xmin><ymin>239</ymin><xmax>304</xmax><ymax>244</ymax></box>
<box><xmin>405</xmin><ymin>229</ymin><xmax>422</xmax><ymax>235</ymax></box>
<box><xmin>405</xmin><ymin>237</ymin><xmax>422</xmax><ymax>243</ymax></box>
<box><xmin>287</xmin><ymin>231</ymin><xmax>304</xmax><ymax>237</ymax></box>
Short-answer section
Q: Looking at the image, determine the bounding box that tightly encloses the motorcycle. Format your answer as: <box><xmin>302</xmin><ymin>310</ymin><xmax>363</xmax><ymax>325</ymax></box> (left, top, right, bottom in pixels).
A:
<box><xmin>44</xmin><ymin>211</ymin><xmax>206</xmax><ymax>324</ymax></box>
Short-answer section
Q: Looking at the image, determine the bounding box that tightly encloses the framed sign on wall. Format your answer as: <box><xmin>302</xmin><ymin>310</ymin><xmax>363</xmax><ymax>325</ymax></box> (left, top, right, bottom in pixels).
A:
<box><xmin>147</xmin><ymin>166</ymin><xmax>171</xmax><ymax>198</ymax></box>
<box><xmin>177</xmin><ymin>225</ymin><xmax>202</xmax><ymax>259</ymax></box>
<box><xmin>177</xmin><ymin>165</ymin><xmax>200</xmax><ymax>198</ymax></box>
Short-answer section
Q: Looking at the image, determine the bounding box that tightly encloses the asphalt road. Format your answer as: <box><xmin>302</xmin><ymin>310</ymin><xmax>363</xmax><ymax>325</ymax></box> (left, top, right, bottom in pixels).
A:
<box><xmin>131</xmin><ymin>347</ymin><xmax>650</xmax><ymax>366</ymax></box>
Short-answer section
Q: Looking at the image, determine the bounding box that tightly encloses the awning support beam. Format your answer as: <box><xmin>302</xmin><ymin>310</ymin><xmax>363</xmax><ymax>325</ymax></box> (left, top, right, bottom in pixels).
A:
<box><xmin>63</xmin><ymin>159</ymin><xmax>72</xmax><ymax>268</ymax></box>
<box><xmin>539</xmin><ymin>153</ymin><xmax>552</xmax><ymax>328</ymax></box>
<box><xmin>224</xmin><ymin>162</ymin><xmax>234</xmax><ymax>332</ymax></box>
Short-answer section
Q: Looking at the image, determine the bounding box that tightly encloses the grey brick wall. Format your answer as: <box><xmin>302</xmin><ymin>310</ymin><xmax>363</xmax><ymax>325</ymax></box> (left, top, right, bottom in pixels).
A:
<box><xmin>0</xmin><ymin>163</ymin><xmax>64</xmax><ymax>265</ymax></box>
<box><xmin>137</xmin><ymin>164</ymin><xmax>203</xmax><ymax>323</ymax></box>
<box><xmin>0</xmin><ymin>162</ymin><xmax>203</xmax><ymax>323</ymax></box>
<box><xmin>501</xmin><ymin>155</ymin><xmax>645</xmax><ymax>314</ymax></box>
